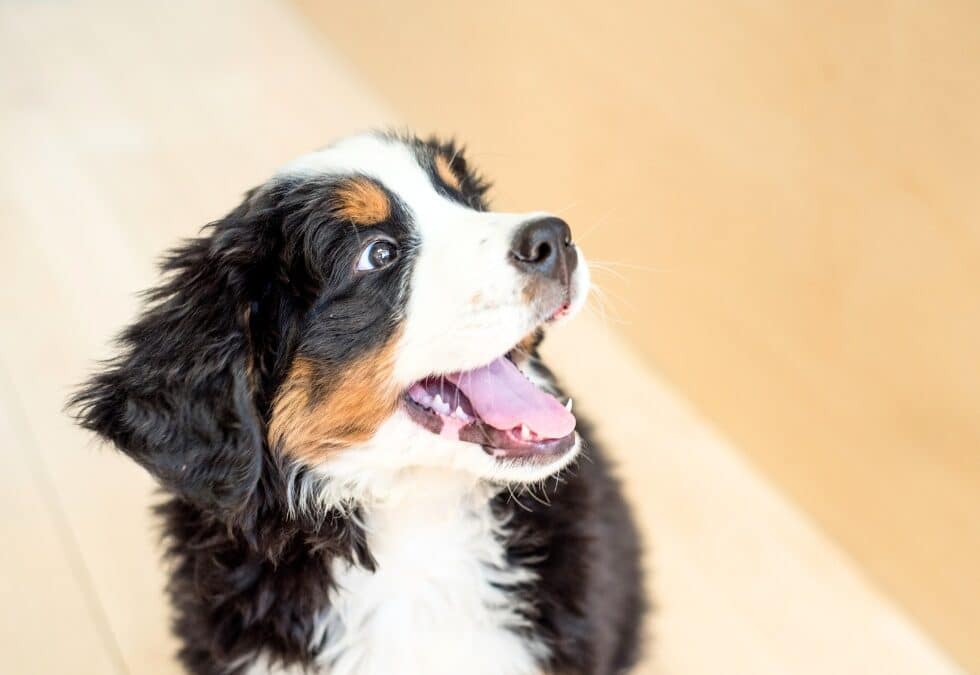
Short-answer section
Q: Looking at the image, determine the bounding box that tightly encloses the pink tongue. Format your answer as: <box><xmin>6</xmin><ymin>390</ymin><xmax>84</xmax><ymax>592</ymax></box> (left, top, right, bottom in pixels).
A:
<box><xmin>447</xmin><ymin>357</ymin><xmax>576</xmax><ymax>438</ymax></box>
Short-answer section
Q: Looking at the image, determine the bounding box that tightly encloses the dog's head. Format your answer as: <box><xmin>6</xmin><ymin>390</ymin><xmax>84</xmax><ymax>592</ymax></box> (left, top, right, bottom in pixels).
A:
<box><xmin>72</xmin><ymin>132</ymin><xmax>589</xmax><ymax>522</ymax></box>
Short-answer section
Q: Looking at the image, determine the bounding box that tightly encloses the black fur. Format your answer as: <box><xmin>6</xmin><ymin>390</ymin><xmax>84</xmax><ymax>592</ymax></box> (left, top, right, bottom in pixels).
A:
<box><xmin>417</xmin><ymin>135</ymin><xmax>493</xmax><ymax>209</ymax></box>
<box><xmin>500</xmin><ymin>398</ymin><xmax>646</xmax><ymax>673</ymax></box>
<box><xmin>71</xmin><ymin>134</ymin><xmax>644</xmax><ymax>674</ymax></box>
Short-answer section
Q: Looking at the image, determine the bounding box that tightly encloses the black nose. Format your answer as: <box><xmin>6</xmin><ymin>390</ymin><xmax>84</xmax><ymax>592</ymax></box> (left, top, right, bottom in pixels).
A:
<box><xmin>510</xmin><ymin>217</ymin><xmax>578</xmax><ymax>283</ymax></box>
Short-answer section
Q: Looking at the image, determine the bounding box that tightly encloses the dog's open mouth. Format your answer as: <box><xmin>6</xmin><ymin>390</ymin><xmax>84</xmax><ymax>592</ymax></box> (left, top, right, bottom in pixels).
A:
<box><xmin>402</xmin><ymin>355</ymin><xmax>576</xmax><ymax>460</ymax></box>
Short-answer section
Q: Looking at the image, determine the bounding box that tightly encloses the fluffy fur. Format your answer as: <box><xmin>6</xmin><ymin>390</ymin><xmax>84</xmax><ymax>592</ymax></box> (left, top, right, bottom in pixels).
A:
<box><xmin>71</xmin><ymin>132</ymin><xmax>644</xmax><ymax>674</ymax></box>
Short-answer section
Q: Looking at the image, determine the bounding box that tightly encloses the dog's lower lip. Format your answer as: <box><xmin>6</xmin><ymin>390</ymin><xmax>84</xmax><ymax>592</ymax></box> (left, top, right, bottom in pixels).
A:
<box><xmin>479</xmin><ymin>433</ymin><xmax>577</xmax><ymax>462</ymax></box>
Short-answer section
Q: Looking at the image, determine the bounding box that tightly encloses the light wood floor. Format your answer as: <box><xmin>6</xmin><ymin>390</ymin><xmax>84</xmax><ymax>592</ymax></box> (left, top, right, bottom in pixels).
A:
<box><xmin>0</xmin><ymin>1</ymin><xmax>967</xmax><ymax>673</ymax></box>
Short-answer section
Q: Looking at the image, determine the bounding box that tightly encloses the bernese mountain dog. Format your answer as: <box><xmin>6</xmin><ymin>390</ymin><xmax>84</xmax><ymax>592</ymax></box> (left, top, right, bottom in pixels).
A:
<box><xmin>71</xmin><ymin>131</ymin><xmax>644</xmax><ymax>674</ymax></box>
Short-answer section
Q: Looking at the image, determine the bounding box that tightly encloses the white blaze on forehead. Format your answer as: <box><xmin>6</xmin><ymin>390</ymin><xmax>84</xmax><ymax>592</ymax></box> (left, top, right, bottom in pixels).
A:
<box><xmin>278</xmin><ymin>133</ymin><xmax>438</xmax><ymax>198</ymax></box>
<box><xmin>279</xmin><ymin>134</ymin><xmax>551</xmax><ymax>384</ymax></box>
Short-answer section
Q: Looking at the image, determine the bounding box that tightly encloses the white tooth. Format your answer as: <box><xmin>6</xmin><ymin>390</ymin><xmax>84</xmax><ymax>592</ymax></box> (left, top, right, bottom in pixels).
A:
<box><xmin>520</xmin><ymin>424</ymin><xmax>532</xmax><ymax>440</ymax></box>
<box><xmin>455</xmin><ymin>406</ymin><xmax>468</xmax><ymax>420</ymax></box>
<box><xmin>564</xmin><ymin>397</ymin><xmax>573</xmax><ymax>412</ymax></box>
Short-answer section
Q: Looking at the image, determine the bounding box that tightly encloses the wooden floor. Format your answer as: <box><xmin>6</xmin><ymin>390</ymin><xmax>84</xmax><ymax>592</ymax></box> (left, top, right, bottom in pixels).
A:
<box><xmin>0</xmin><ymin>1</ymin><xmax>966</xmax><ymax>673</ymax></box>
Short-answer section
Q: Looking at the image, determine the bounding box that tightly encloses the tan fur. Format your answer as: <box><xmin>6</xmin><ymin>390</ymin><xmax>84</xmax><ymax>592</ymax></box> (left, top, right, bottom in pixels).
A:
<box><xmin>269</xmin><ymin>334</ymin><xmax>402</xmax><ymax>462</ymax></box>
<box><xmin>333</xmin><ymin>177</ymin><xmax>391</xmax><ymax>225</ymax></box>
<box><xmin>434</xmin><ymin>153</ymin><xmax>462</xmax><ymax>191</ymax></box>
<box><xmin>510</xmin><ymin>329</ymin><xmax>544</xmax><ymax>365</ymax></box>
<box><xmin>522</xmin><ymin>276</ymin><xmax>546</xmax><ymax>304</ymax></box>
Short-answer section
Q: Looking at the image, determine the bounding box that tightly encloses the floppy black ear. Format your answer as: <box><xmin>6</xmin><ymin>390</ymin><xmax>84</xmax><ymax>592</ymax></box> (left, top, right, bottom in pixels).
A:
<box><xmin>71</xmin><ymin>198</ymin><xmax>275</xmax><ymax>522</ymax></box>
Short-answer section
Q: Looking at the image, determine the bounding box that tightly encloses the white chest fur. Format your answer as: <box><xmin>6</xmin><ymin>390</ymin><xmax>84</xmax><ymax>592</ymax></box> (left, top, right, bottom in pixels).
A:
<box><xmin>304</xmin><ymin>470</ymin><xmax>546</xmax><ymax>675</ymax></box>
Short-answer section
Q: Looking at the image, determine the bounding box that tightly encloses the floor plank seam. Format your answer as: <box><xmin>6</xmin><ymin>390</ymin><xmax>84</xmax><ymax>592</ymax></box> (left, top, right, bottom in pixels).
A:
<box><xmin>0</xmin><ymin>366</ymin><xmax>131</xmax><ymax>675</ymax></box>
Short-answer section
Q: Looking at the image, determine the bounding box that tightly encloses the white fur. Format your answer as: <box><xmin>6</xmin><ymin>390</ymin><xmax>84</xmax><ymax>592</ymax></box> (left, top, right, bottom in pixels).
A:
<box><xmin>313</xmin><ymin>471</ymin><xmax>547</xmax><ymax>675</ymax></box>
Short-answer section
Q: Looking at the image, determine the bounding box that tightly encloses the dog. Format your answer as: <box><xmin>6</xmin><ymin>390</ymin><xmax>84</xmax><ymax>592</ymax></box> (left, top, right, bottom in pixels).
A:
<box><xmin>72</xmin><ymin>131</ymin><xmax>644</xmax><ymax>674</ymax></box>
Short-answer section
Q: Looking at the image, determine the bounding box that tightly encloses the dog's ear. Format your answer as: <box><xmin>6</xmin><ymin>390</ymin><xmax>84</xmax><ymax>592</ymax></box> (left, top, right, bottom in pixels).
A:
<box><xmin>71</xmin><ymin>196</ymin><xmax>277</xmax><ymax>523</ymax></box>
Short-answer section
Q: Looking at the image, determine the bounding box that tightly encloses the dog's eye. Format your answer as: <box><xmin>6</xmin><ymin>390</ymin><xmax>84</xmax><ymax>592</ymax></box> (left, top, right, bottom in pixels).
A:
<box><xmin>357</xmin><ymin>239</ymin><xmax>399</xmax><ymax>272</ymax></box>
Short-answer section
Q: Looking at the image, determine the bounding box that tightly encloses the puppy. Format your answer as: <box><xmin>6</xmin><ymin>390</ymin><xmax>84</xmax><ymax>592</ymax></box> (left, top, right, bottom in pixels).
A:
<box><xmin>72</xmin><ymin>132</ymin><xmax>644</xmax><ymax>674</ymax></box>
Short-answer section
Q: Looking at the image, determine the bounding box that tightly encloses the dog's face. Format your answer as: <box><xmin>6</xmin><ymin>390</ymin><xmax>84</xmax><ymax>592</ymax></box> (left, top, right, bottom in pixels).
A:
<box><xmin>73</xmin><ymin>132</ymin><xmax>589</xmax><ymax>519</ymax></box>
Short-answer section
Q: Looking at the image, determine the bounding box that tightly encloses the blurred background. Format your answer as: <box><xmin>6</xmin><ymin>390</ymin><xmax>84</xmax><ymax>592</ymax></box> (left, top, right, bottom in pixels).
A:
<box><xmin>1</xmin><ymin>1</ymin><xmax>977</xmax><ymax>673</ymax></box>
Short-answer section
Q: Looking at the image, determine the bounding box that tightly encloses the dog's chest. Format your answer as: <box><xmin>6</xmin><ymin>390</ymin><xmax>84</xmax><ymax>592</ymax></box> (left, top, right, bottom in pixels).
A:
<box><xmin>310</xmin><ymin>477</ymin><xmax>546</xmax><ymax>675</ymax></box>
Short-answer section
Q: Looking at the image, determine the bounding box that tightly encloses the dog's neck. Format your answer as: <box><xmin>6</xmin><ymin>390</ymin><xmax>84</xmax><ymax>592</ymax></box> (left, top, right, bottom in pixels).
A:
<box><xmin>306</xmin><ymin>466</ymin><xmax>547</xmax><ymax>675</ymax></box>
<box><xmin>347</xmin><ymin>468</ymin><xmax>505</xmax><ymax>577</ymax></box>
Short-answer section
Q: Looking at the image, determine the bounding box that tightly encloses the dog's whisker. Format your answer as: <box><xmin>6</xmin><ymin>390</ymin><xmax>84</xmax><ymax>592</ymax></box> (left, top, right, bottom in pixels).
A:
<box><xmin>587</xmin><ymin>257</ymin><xmax>670</xmax><ymax>273</ymax></box>
<box><xmin>587</xmin><ymin>261</ymin><xmax>630</xmax><ymax>283</ymax></box>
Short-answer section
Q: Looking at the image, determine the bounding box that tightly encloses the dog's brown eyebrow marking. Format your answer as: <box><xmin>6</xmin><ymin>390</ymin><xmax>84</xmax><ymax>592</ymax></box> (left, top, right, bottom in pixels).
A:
<box><xmin>333</xmin><ymin>177</ymin><xmax>391</xmax><ymax>225</ymax></box>
<box><xmin>269</xmin><ymin>333</ymin><xmax>402</xmax><ymax>463</ymax></box>
<box><xmin>433</xmin><ymin>153</ymin><xmax>462</xmax><ymax>192</ymax></box>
